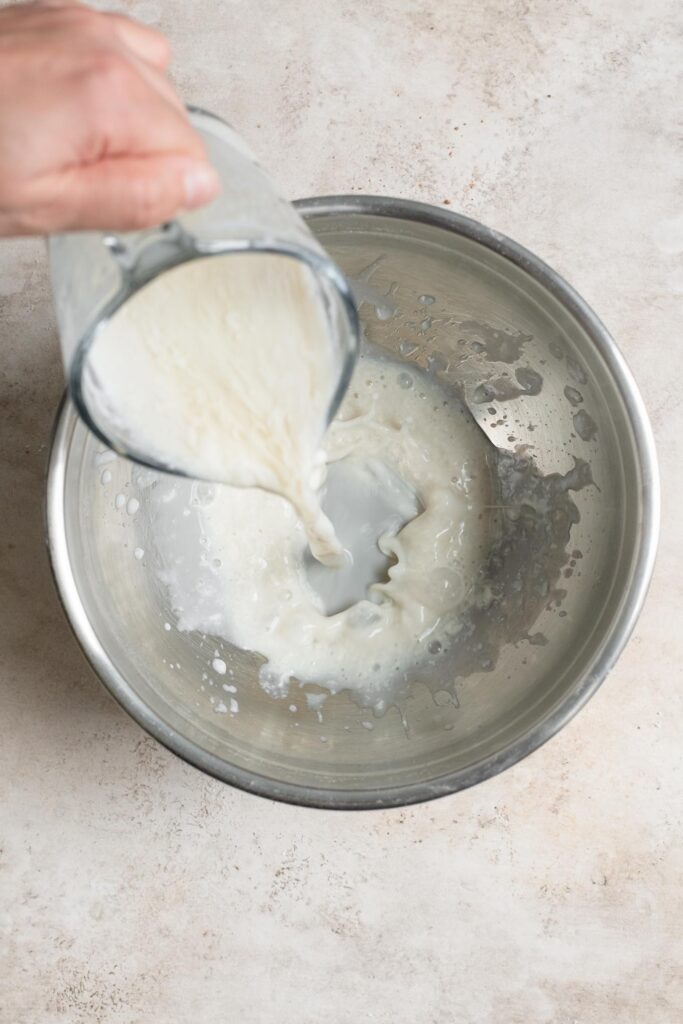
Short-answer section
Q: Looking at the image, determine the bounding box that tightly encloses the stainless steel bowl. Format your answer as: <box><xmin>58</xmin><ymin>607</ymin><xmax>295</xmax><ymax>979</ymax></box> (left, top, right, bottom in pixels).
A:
<box><xmin>46</xmin><ymin>196</ymin><xmax>659</xmax><ymax>809</ymax></box>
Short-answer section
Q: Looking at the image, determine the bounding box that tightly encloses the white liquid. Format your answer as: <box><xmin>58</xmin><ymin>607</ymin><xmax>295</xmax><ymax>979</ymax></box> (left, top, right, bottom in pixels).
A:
<box><xmin>89</xmin><ymin>253</ymin><xmax>344</xmax><ymax>564</ymax></box>
<box><xmin>155</xmin><ymin>351</ymin><xmax>494</xmax><ymax>700</ymax></box>
<box><xmin>91</xmin><ymin>255</ymin><xmax>495</xmax><ymax>701</ymax></box>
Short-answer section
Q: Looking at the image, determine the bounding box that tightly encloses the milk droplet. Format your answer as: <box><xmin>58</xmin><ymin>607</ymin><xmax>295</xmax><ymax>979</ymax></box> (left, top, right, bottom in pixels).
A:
<box><xmin>134</xmin><ymin>547</ymin><xmax>145</xmax><ymax>560</ymax></box>
<box><xmin>229</xmin><ymin>697</ymin><xmax>239</xmax><ymax>714</ymax></box>
<box><xmin>115</xmin><ymin>493</ymin><xmax>126</xmax><ymax>509</ymax></box>
<box><xmin>573</xmin><ymin>409</ymin><xmax>598</xmax><ymax>441</ymax></box>
<box><xmin>127</xmin><ymin>497</ymin><xmax>140</xmax><ymax>515</ymax></box>
<box><xmin>100</xmin><ymin>469</ymin><xmax>112</xmax><ymax>485</ymax></box>
<box><xmin>399</xmin><ymin>340</ymin><xmax>418</xmax><ymax>357</ymax></box>
<box><xmin>427</xmin><ymin>351</ymin><xmax>448</xmax><ymax>373</ymax></box>
<box><xmin>212</xmin><ymin>657</ymin><xmax>227</xmax><ymax>674</ymax></box>
<box><xmin>191</xmin><ymin>482</ymin><xmax>217</xmax><ymax>507</ymax></box>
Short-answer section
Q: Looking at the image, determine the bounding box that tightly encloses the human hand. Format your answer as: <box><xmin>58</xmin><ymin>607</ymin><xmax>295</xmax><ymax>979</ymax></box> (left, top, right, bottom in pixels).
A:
<box><xmin>0</xmin><ymin>1</ymin><xmax>220</xmax><ymax>236</ymax></box>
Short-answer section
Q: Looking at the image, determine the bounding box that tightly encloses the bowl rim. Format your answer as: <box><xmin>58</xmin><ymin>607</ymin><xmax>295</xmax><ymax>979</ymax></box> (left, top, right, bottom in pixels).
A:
<box><xmin>45</xmin><ymin>194</ymin><xmax>660</xmax><ymax>810</ymax></box>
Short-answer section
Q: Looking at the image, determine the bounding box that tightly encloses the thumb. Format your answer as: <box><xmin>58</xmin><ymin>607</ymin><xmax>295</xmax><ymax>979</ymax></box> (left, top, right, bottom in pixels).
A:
<box><xmin>35</xmin><ymin>155</ymin><xmax>221</xmax><ymax>233</ymax></box>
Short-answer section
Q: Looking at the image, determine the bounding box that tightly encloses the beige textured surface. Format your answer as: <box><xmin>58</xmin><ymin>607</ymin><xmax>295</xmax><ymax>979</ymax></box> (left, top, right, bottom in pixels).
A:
<box><xmin>1</xmin><ymin>1</ymin><xmax>682</xmax><ymax>1021</ymax></box>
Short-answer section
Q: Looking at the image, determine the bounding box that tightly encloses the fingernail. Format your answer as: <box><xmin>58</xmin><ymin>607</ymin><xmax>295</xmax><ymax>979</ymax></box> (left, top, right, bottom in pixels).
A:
<box><xmin>183</xmin><ymin>164</ymin><xmax>220</xmax><ymax>208</ymax></box>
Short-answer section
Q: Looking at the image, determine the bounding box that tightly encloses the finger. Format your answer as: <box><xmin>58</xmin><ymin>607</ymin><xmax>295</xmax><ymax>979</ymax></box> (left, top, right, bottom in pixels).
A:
<box><xmin>2</xmin><ymin>0</ymin><xmax>83</xmax><ymax>23</ymax></box>
<box><xmin>24</xmin><ymin>155</ymin><xmax>220</xmax><ymax>233</ymax></box>
<box><xmin>27</xmin><ymin>6</ymin><xmax>170</xmax><ymax>70</ymax></box>
<box><xmin>106</xmin><ymin>13</ymin><xmax>170</xmax><ymax>69</ymax></box>
<box><xmin>117</xmin><ymin>95</ymin><xmax>206</xmax><ymax>161</ymax></box>
<box><xmin>78</xmin><ymin>57</ymin><xmax>206</xmax><ymax>162</ymax></box>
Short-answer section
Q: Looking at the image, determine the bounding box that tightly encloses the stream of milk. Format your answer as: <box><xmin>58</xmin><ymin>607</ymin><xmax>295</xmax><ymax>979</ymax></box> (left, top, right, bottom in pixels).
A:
<box><xmin>90</xmin><ymin>253</ymin><xmax>495</xmax><ymax>700</ymax></box>
<box><xmin>89</xmin><ymin>253</ymin><xmax>345</xmax><ymax>564</ymax></box>
<box><xmin>150</xmin><ymin>348</ymin><xmax>494</xmax><ymax>698</ymax></box>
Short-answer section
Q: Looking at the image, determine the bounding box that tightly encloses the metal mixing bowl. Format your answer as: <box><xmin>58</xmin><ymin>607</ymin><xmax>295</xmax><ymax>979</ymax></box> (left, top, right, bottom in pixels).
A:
<box><xmin>47</xmin><ymin>196</ymin><xmax>659</xmax><ymax>809</ymax></box>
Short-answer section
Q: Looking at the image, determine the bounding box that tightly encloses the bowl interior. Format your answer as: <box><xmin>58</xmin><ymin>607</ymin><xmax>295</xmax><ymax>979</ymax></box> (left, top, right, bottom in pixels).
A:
<box><xmin>50</xmin><ymin>202</ymin><xmax>655</xmax><ymax>807</ymax></box>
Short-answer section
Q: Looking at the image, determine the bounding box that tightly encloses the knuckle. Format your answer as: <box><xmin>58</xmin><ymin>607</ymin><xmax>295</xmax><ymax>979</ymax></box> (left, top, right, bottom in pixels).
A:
<box><xmin>83</xmin><ymin>48</ymin><xmax>133</xmax><ymax>95</ymax></box>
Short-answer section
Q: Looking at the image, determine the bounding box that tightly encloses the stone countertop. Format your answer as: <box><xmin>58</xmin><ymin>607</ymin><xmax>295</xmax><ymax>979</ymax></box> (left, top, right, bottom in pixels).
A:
<box><xmin>1</xmin><ymin>1</ymin><xmax>681</xmax><ymax>1021</ymax></box>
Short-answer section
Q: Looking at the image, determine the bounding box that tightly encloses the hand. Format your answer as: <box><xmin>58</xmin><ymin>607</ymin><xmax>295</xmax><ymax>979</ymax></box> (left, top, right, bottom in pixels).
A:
<box><xmin>0</xmin><ymin>1</ymin><xmax>220</xmax><ymax>236</ymax></box>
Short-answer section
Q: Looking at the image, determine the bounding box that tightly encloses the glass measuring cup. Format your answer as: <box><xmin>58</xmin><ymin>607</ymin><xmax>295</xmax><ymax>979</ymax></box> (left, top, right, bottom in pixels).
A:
<box><xmin>48</xmin><ymin>107</ymin><xmax>359</xmax><ymax>478</ymax></box>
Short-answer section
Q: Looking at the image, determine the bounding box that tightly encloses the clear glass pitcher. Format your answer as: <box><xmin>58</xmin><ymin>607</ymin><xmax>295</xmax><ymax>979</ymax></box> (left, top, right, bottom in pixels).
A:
<box><xmin>48</xmin><ymin>107</ymin><xmax>359</xmax><ymax>475</ymax></box>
